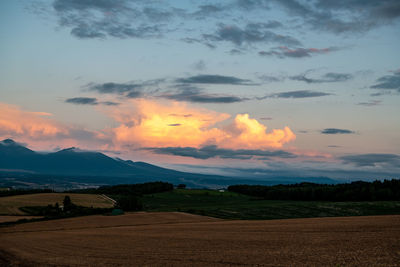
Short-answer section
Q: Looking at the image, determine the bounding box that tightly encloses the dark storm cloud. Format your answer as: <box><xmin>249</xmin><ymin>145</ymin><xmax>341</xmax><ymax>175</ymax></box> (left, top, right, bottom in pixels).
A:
<box><xmin>259</xmin><ymin>46</ymin><xmax>341</xmax><ymax>59</ymax></box>
<box><xmin>203</xmin><ymin>23</ymin><xmax>301</xmax><ymax>47</ymax></box>
<box><xmin>176</xmin><ymin>74</ymin><xmax>255</xmax><ymax>85</ymax></box>
<box><xmin>65</xmin><ymin>97</ymin><xmax>98</xmax><ymax>105</ymax></box>
<box><xmin>160</xmin><ymin>85</ymin><xmax>248</xmax><ymax>104</ymax></box>
<box><xmin>266</xmin><ymin>90</ymin><xmax>332</xmax><ymax>99</ymax></box>
<box><xmin>339</xmin><ymin>153</ymin><xmax>400</xmax><ymax>167</ymax></box>
<box><xmin>144</xmin><ymin>145</ymin><xmax>297</xmax><ymax>160</ymax></box>
<box><xmin>371</xmin><ymin>73</ymin><xmax>400</xmax><ymax>92</ymax></box>
<box><xmin>290</xmin><ymin>72</ymin><xmax>353</xmax><ymax>83</ymax></box>
<box><xmin>321</xmin><ymin>128</ymin><xmax>355</xmax><ymax>134</ymax></box>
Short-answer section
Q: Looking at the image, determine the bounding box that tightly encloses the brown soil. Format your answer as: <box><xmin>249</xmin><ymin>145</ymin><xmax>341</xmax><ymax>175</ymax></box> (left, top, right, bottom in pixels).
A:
<box><xmin>0</xmin><ymin>212</ymin><xmax>399</xmax><ymax>266</ymax></box>
<box><xmin>0</xmin><ymin>216</ymin><xmax>43</xmax><ymax>224</ymax></box>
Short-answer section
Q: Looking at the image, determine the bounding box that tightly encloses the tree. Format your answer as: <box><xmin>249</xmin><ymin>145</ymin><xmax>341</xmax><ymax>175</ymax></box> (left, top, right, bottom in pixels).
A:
<box><xmin>63</xmin><ymin>195</ymin><xmax>73</xmax><ymax>212</ymax></box>
<box><xmin>177</xmin><ymin>184</ymin><xmax>186</xmax><ymax>189</ymax></box>
<box><xmin>116</xmin><ymin>195</ymin><xmax>142</xmax><ymax>211</ymax></box>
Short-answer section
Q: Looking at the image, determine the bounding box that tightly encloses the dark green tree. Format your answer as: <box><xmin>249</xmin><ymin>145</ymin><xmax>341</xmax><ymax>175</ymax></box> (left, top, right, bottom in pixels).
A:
<box><xmin>116</xmin><ymin>195</ymin><xmax>142</xmax><ymax>211</ymax></box>
<box><xmin>63</xmin><ymin>195</ymin><xmax>73</xmax><ymax>212</ymax></box>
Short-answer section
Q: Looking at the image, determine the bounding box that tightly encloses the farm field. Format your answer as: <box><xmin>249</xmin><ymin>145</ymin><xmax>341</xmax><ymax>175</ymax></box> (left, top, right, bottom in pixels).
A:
<box><xmin>0</xmin><ymin>212</ymin><xmax>399</xmax><ymax>266</ymax></box>
<box><xmin>140</xmin><ymin>189</ymin><xmax>400</xmax><ymax>220</ymax></box>
<box><xmin>0</xmin><ymin>216</ymin><xmax>43</xmax><ymax>224</ymax></box>
<box><xmin>0</xmin><ymin>193</ymin><xmax>114</xmax><ymax>215</ymax></box>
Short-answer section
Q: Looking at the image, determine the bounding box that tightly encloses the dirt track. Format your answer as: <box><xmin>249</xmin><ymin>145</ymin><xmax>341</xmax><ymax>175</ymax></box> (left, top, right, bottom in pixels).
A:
<box><xmin>1</xmin><ymin>212</ymin><xmax>399</xmax><ymax>266</ymax></box>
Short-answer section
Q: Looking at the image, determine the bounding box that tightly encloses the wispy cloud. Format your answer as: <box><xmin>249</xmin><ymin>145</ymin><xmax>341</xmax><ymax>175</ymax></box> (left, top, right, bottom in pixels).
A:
<box><xmin>371</xmin><ymin>72</ymin><xmax>400</xmax><ymax>93</ymax></box>
<box><xmin>176</xmin><ymin>74</ymin><xmax>255</xmax><ymax>85</ymax></box>
<box><xmin>202</xmin><ymin>23</ymin><xmax>301</xmax><ymax>47</ymax></box>
<box><xmin>321</xmin><ymin>128</ymin><xmax>355</xmax><ymax>134</ymax></box>
<box><xmin>65</xmin><ymin>97</ymin><xmax>98</xmax><ymax>105</ymax></box>
<box><xmin>65</xmin><ymin>97</ymin><xmax>119</xmax><ymax>106</ymax></box>
<box><xmin>259</xmin><ymin>46</ymin><xmax>340</xmax><ymax>59</ymax></box>
<box><xmin>144</xmin><ymin>145</ymin><xmax>296</xmax><ymax>160</ymax></box>
<box><xmin>160</xmin><ymin>85</ymin><xmax>248</xmax><ymax>103</ymax></box>
<box><xmin>357</xmin><ymin>100</ymin><xmax>382</xmax><ymax>106</ymax></box>
<box><xmin>340</xmin><ymin>153</ymin><xmax>400</xmax><ymax>167</ymax></box>
<box><xmin>265</xmin><ymin>90</ymin><xmax>332</xmax><ymax>99</ymax></box>
<box><xmin>290</xmin><ymin>72</ymin><xmax>353</xmax><ymax>83</ymax></box>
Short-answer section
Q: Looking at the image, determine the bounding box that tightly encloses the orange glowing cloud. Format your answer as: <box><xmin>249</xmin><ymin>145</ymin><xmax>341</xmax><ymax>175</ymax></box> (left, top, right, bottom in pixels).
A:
<box><xmin>0</xmin><ymin>103</ymin><xmax>110</xmax><ymax>151</ymax></box>
<box><xmin>106</xmin><ymin>100</ymin><xmax>296</xmax><ymax>149</ymax></box>
<box><xmin>108</xmin><ymin>100</ymin><xmax>229</xmax><ymax>148</ymax></box>
<box><xmin>0</xmin><ymin>103</ymin><xmax>68</xmax><ymax>139</ymax></box>
<box><xmin>221</xmin><ymin>114</ymin><xmax>296</xmax><ymax>149</ymax></box>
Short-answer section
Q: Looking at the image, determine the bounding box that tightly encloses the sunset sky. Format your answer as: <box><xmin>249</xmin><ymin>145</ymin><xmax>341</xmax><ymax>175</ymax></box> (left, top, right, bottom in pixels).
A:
<box><xmin>1</xmin><ymin>0</ymin><xmax>399</xmax><ymax>181</ymax></box>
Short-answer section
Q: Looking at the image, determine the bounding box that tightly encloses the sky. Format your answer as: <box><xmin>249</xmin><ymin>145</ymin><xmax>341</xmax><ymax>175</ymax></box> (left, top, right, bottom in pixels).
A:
<box><xmin>1</xmin><ymin>0</ymin><xmax>400</xmax><ymax>181</ymax></box>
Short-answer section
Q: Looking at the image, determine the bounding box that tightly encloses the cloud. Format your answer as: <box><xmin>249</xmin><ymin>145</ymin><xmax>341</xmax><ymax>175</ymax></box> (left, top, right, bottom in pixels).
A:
<box><xmin>0</xmin><ymin>103</ymin><xmax>68</xmax><ymax>139</ymax></box>
<box><xmin>88</xmin><ymin>82</ymin><xmax>144</xmax><ymax>96</ymax></box>
<box><xmin>87</xmin><ymin>79</ymin><xmax>163</xmax><ymax>98</ymax></box>
<box><xmin>192</xmin><ymin>4</ymin><xmax>227</xmax><ymax>18</ymax></box>
<box><xmin>65</xmin><ymin>97</ymin><xmax>98</xmax><ymax>105</ymax></box>
<box><xmin>257</xmin><ymin>74</ymin><xmax>285</xmax><ymax>83</ymax></box>
<box><xmin>340</xmin><ymin>153</ymin><xmax>400</xmax><ymax>167</ymax></box>
<box><xmin>51</xmin><ymin>0</ymin><xmax>168</xmax><ymax>39</ymax></box>
<box><xmin>203</xmin><ymin>23</ymin><xmax>301</xmax><ymax>47</ymax></box>
<box><xmin>65</xmin><ymin>97</ymin><xmax>120</xmax><ymax>106</ymax></box>
<box><xmin>102</xmin><ymin>101</ymin><xmax>120</xmax><ymax>106</ymax></box>
<box><xmin>273</xmin><ymin>0</ymin><xmax>400</xmax><ymax>34</ymax></box>
<box><xmin>144</xmin><ymin>145</ymin><xmax>296</xmax><ymax>160</ymax></box>
<box><xmin>176</xmin><ymin>74</ymin><xmax>254</xmax><ymax>85</ymax></box>
<box><xmin>290</xmin><ymin>72</ymin><xmax>353</xmax><ymax>83</ymax></box>
<box><xmin>370</xmin><ymin>73</ymin><xmax>400</xmax><ymax>92</ymax></box>
<box><xmin>105</xmin><ymin>99</ymin><xmax>296</xmax><ymax>149</ymax></box>
<box><xmin>357</xmin><ymin>100</ymin><xmax>382</xmax><ymax>106</ymax></box>
<box><xmin>266</xmin><ymin>90</ymin><xmax>332</xmax><ymax>98</ymax></box>
<box><xmin>191</xmin><ymin>60</ymin><xmax>206</xmax><ymax>71</ymax></box>
<box><xmin>0</xmin><ymin>102</ymin><xmax>111</xmax><ymax>150</ymax></box>
<box><xmin>160</xmin><ymin>85</ymin><xmax>248</xmax><ymax>103</ymax></box>
<box><xmin>259</xmin><ymin>46</ymin><xmax>340</xmax><ymax>58</ymax></box>
<box><xmin>321</xmin><ymin>128</ymin><xmax>355</xmax><ymax>134</ymax></box>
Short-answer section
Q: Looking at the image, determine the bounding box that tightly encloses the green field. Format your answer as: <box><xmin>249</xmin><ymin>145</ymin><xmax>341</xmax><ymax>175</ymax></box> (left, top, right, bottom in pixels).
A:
<box><xmin>140</xmin><ymin>189</ymin><xmax>400</xmax><ymax>220</ymax></box>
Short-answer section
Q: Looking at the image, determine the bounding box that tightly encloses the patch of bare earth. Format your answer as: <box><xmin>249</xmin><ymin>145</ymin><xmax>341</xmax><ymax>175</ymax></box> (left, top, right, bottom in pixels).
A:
<box><xmin>0</xmin><ymin>213</ymin><xmax>399</xmax><ymax>266</ymax></box>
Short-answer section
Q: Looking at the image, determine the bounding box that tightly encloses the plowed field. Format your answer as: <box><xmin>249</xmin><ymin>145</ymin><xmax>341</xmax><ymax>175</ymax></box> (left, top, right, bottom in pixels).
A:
<box><xmin>1</xmin><ymin>212</ymin><xmax>399</xmax><ymax>266</ymax></box>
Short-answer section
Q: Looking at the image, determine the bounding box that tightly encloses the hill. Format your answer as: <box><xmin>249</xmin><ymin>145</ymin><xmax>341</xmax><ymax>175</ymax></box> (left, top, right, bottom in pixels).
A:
<box><xmin>0</xmin><ymin>139</ymin><xmax>337</xmax><ymax>188</ymax></box>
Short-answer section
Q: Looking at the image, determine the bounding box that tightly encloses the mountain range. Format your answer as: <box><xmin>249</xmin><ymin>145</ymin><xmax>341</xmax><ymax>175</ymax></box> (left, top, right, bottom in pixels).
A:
<box><xmin>0</xmin><ymin>139</ymin><xmax>337</xmax><ymax>189</ymax></box>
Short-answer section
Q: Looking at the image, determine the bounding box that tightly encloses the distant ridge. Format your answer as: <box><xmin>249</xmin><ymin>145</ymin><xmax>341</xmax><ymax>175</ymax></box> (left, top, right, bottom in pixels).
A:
<box><xmin>0</xmin><ymin>139</ymin><xmax>338</xmax><ymax>188</ymax></box>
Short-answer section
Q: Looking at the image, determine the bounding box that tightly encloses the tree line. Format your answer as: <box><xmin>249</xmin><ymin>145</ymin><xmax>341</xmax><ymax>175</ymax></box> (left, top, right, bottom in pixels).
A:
<box><xmin>71</xmin><ymin>181</ymin><xmax>173</xmax><ymax>196</ymax></box>
<box><xmin>228</xmin><ymin>179</ymin><xmax>400</xmax><ymax>201</ymax></box>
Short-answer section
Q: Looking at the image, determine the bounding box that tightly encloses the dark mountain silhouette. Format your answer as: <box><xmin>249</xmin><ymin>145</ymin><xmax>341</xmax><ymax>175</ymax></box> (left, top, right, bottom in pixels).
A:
<box><xmin>0</xmin><ymin>139</ymin><xmax>337</xmax><ymax>188</ymax></box>
<box><xmin>0</xmin><ymin>139</ymin><xmax>183</xmax><ymax>177</ymax></box>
